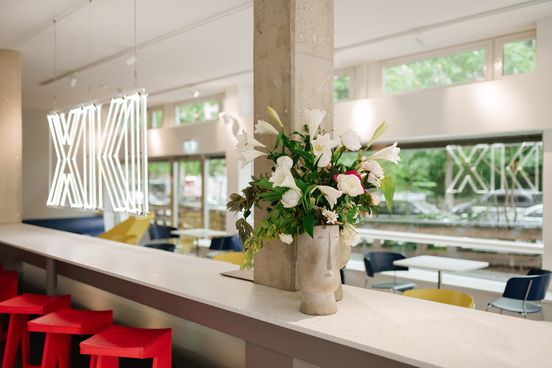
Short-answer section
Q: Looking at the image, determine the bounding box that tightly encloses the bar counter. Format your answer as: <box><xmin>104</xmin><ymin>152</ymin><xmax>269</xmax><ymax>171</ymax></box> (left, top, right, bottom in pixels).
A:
<box><xmin>0</xmin><ymin>224</ymin><xmax>551</xmax><ymax>368</ymax></box>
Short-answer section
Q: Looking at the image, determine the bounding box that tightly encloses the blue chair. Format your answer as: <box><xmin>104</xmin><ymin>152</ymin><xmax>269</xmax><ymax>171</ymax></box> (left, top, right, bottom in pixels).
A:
<box><xmin>486</xmin><ymin>269</ymin><xmax>551</xmax><ymax>318</ymax></box>
<box><xmin>209</xmin><ymin>235</ymin><xmax>243</xmax><ymax>251</ymax></box>
<box><xmin>148</xmin><ymin>224</ymin><xmax>179</xmax><ymax>241</ymax></box>
<box><xmin>364</xmin><ymin>252</ymin><xmax>416</xmax><ymax>293</ymax></box>
<box><xmin>144</xmin><ymin>243</ymin><xmax>176</xmax><ymax>252</ymax></box>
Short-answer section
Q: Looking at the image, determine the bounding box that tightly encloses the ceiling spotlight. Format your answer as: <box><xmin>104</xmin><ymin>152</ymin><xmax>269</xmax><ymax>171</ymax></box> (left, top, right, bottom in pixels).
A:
<box><xmin>125</xmin><ymin>55</ymin><xmax>137</xmax><ymax>66</ymax></box>
<box><xmin>69</xmin><ymin>75</ymin><xmax>77</xmax><ymax>88</ymax></box>
<box><xmin>192</xmin><ymin>90</ymin><xmax>200</xmax><ymax>98</ymax></box>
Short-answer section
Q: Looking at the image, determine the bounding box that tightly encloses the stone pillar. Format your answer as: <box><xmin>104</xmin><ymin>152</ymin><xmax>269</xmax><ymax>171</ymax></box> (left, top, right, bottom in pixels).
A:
<box><xmin>0</xmin><ymin>49</ymin><xmax>22</xmax><ymax>224</ymax></box>
<box><xmin>253</xmin><ymin>0</ymin><xmax>334</xmax><ymax>290</ymax></box>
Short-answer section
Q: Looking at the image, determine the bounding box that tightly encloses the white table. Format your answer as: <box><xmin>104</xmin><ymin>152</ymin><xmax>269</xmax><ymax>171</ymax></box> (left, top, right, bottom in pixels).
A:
<box><xmin>171</xmin><ymin>228</ymin><xmax>228</xmax><ymax>256</ymax></box>
<box><xmin>394</xmin><ymin>255</ymin><xmax>489</xmax><ymax>289</ymax></box>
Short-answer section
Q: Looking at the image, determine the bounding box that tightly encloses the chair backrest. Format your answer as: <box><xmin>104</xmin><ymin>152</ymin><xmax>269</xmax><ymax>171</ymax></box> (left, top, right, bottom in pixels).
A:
<box><xmin>403</xmin><ymin>289</ymin><xmax>475</xmax><ymax>308</ymax></box>
<box><xmin>502</xmin><ymin>273</ymin><xmax>551</xmax><ymax>302</ymax></box>
<box><xmin>148</xmin><ymin>224</ymin><xmax>178</xmax><ymax>240</ymax></box>
<box><xmin>209</xmin><ymin>235</ymin><xmax>243</xmax><ymax>251</ymax></box>
<box><xmin>363</xmin><ymin>252</ymin><xmax>407</xmax><ymax>277</ymax></box>
<box><xmin>212</xmin><ymin>252</ymin><xmax>247</xmax><ymax>266</ymax></box>
<box><xmin>526</xmin><ymin>269</ymin><xmax>552</xmax><ymax>301</ymax></box>
<box><xmin>99</xmin><ymin>214</ymin><xmax>154</xmax><ymax>244</ymax></box>
<box><xmin>144</xmin><ymin>243</ymin><xmax>176</xmax><ymax>252</ymax></box>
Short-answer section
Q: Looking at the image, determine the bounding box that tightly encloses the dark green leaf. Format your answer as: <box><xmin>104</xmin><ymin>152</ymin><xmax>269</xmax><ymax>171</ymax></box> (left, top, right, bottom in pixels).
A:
<box><xmin>380</xmin><ymin>176</ymin><xmax>395</xmax><ymax>212</ymax></box>
<box><xmin>302</xmin><ymin>214</ymin><xmax>315</xmax><ymax>238</ymax></box>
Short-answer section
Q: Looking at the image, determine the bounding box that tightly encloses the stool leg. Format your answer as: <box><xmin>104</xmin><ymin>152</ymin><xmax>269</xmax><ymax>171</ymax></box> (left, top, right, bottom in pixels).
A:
<box><xmin>96</xmin><ymin>356</ymin><xmax>119</xmax><ymax>368</ymax></box>
<box><xmin>153</xmin><ymin>349</ymin><xmax>172</xmax><ymax>368</ymax></box>
<box><xmin>89</xmin><ymin>355</ymin><xmax>97</xmax><ymax>368</ymax></box>
<box><xmin>42</xmin><ymin>333</ymin><xmax>71</xmax><ymax>368</ymax></box>
<box><xmin>2</xmin><ymin>314</ymin><xmax>28</xmax><ymax>368</ymax></box>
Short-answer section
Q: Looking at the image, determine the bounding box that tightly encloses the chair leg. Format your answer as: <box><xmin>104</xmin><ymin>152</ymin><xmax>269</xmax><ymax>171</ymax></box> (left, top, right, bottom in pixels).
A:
<box><xmin>2</xmin><ymin>314</ymin><xmax>28</xmax><ymax>368</ymax></box>
<box><xmin>96</xmin><ymin>356</ymin><xmax>119</xmax><ymax>368</ymax></box>
<box><xmin>485</xmin><ymin>304</ymin><xmax>490</xmax><ymax>312</ymax></box>
<box><xmin>364</xmin><ymin>278</ymin><xmax>368</xmax><ymax>288</ymax></box>
<box><xmin>89</xmin><ymin>355</ymin><xmax>97</xmax><ymax>368</ymax></box>
<box><xmin>153</xmin><ymin>349</ymin><xmax>172</xmax><ymax>368</ymax></box>
<box><xmin>42</xmin><ymin>333</ymin><xmax>71</xmax><ymax>368</ymax></box>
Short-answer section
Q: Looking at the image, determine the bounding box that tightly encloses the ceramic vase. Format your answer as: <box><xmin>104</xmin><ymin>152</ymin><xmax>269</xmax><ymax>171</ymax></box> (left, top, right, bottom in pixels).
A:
<box><xmin>296</xmin><ymin>225</ymin><xmax>340</xmax><ymax>315</ymax></box>
<box><xmin>334</xmin><ymin>238</ymin><xmax>352</xmax><ymax>301</ymax></box>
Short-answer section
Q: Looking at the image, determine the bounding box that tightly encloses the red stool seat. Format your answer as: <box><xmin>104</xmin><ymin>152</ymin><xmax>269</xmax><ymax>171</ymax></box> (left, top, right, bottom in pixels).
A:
<box><xmin>80</xmin><ymin>325</ymin><xmax>172</xmax><ymax>367</ymax></box>
<box><xmin>0</xmin><ymin>294</ymin><xmax>71</xmax><ymax>368</ymax></box>
<box><xmin>28</xmin><ymin>308</ymin><xmax>112</xmax><ymax>368</ymax></box>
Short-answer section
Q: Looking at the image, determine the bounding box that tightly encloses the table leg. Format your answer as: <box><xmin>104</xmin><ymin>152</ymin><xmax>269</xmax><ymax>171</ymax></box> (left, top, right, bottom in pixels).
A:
<box><xmin>437</xmin><ymin>271</ymin><xmax>442</xmax><ymax>289</ymax></box>
<box><xmin>195</xmin><ymin>237</ymin><xmax>200</xmax><ymax>257</ymax></box>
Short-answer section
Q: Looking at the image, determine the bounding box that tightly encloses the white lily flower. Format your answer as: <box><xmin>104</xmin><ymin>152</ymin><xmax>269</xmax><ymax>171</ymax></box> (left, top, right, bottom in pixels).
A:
<box><xmin>305</xmin><ymin>108</ymin><xmax>327</xmax><ymax>138</ymax></box>
<box><xmin>276</xmin><ymin>156</ymin><xmax>293</xmax><ymax>170</ymax></box>
<box><xmin>322</xmin><ymin>208</ymin><xmax>339</xmax><ymax>224</ymax></box>
<box><xmin>358</xmin><ymin>159</ymin><xmax>384</xmax><ymax>177</ymax></box>
<box><xmin>368</xmin><ymin>142</ymin><xmax>400</xmax><ymax>164</ymax></box>
<box><xmin>238</xmin><ymin>148</ymin><xmax>267</xmax><ymax>168</ymax></box>
<box><xmin>279</xmin><ymin>233</ymin><xmax>293</xmax><ymax>244</ymax></box>
<box><xmin>312</xmin><ymin>133</ymin><xmax>339</xmax><ymax>168</ymax></box>
<box><xmin>270</xmin><ymin>166</ymin><xmax>300</xmax><ymax>192</ymax></box>
<box><xmin>316</xmin><ymin>185</ymin><xmax>342</xmax><ymax>209</ymax></box>
<box><xmin>236</xmin><ymin>131</ymin><xmax>265</xmax><ymax>150</ymax></box>
<box><xmin>340</xmin><ymin>129</ymin><xmax>362</xmax><ymax>151</ymax></box>
<box><xmin>281</xmin><ymin>189</ymin><xmax>301</xmax><ymax>208</ymax></box>
<box><xmin>368</xmin><ymin>192</ymin><xmax>380</xmax><ymax>206</ymax></box>
<box><xmin>255</xmin><ymin>119</ymin><xmax>279</xmax><ymax>135</ymax></box>
<box><xmin>367</xmin><ymin>172</ymin><xmax>382</xmax><ymax>187</ymax></box>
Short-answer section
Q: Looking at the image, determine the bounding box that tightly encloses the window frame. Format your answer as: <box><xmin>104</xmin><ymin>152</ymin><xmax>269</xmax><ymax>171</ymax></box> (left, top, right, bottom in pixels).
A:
<box><xmin>174</xmin><ymin>93</ymin><xmax>224</xmax><ymax>126</ymax></box>
<box><xmin>380</xmin><ymin>40</ymin><xmax>493</xmax><ymax>96</ymax></box>
<box><xmin>493</xmin><ymin>30</ymin><xmax>536</xmax><ymax>79</ymax></box>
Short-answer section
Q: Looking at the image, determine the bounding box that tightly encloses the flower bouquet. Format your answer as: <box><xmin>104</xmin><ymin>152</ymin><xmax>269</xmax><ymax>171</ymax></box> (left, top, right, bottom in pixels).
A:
<box><xmin>227</xmin><ymin>107</ymin><xmax>399</xmax><ymax>314</ymax></box>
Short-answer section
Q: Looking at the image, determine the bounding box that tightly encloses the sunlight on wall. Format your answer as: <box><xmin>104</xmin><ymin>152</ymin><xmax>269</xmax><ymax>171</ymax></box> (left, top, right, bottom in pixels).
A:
<box><xmin>350</xmin><ymin>99</ymin><xmax>377</xmax><ymax>142</ymax></box>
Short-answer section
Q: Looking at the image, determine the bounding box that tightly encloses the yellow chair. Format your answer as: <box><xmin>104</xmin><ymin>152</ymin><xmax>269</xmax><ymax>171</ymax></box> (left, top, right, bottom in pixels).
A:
<box><xmin>212</xmin><ymin>252</ymin><xmax>247</xmax><ymax>267</ymax></box>
<box><xmin>403</xmin><ymin>289</ymin><xmax>475</xmax><ymax>308</ymax></box>
<box><xmin>98</xmin><ymin>214</ymin><xmax>153</xmax><ymax>245</ymax></box>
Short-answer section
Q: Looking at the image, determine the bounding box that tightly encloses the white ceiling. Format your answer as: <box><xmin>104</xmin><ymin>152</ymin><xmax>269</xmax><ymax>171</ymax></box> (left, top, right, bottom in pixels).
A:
<box><xmin>1</xmin><ymin>0</ymin><xmax>551</xmax><ymax>110</ymax></box>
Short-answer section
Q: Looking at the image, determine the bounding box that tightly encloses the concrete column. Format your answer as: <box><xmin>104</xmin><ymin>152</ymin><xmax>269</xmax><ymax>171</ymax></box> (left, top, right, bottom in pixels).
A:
<box><xmin>0</xmin><ymin>49</ymin><xmax>22</xmax><ymax>224</ymax></box>
<box><xmin>253</xmin><ymin>0</ymin><xmax>334</xmax><ymax>290</ymax></box>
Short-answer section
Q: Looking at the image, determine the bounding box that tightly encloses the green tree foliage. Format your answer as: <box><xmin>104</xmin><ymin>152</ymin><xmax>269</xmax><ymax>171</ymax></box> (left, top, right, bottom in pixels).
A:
<box><xmin>334</xmin><ymin>74</ymin><xmax>350</xmax><ymax>102</ymax></box>
<box><xmin>177</xmin><ymin>99</ymin><xmax>220</xmax><ymax>124</ymax></box>
<box><xmin>503</xmin><ymin>39</ymin><xmax>536</xmax><ymax>76</ymax></box>
<box><xmin>384</xmin><ymin>49</ymin><xmax>486</xmax><ymax>94</ymax></box>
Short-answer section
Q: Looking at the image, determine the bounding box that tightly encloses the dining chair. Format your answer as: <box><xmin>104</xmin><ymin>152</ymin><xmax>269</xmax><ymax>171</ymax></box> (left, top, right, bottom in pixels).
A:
<box><xmin>363</xmin><ymin>252</ymin><xmax>416</xmax><ymax>293</ymax></box>
<box><xmin>148</xmin><ymin>224</ymin><xmax>179</xmax><ymax>241</ymax></box>
<box><xmin>486</xmin><ymin>269</ymin><xmax>551</xmax><ymax>318</ymax></box>
<box><xmin>209</xmin><ymin>235</ymin><xmax>243</xmax><ymax>251</ymax></box>
<box><xmin>212</xmin><ymin>252</ymin><xmax>247</xmax><ymax>267</ymax></box>
<box><xmin>403</xmin><ymin>289</ymin><xmax>475</xmax><ymax>308</ymax></box>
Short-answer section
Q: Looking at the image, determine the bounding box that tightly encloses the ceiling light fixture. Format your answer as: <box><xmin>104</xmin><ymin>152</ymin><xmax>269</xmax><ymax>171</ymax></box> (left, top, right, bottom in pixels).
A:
<box><xmin>193</xmin><ymin>90</ymin><xmax>200</xmax><ymax>98</ymax></box>
<box><xmin>69</xmin><ymin>74</ymin><xmax>77</xmax><ymax>88</ymax></box>
<box><xmin>125</xmin><ymin>55</ymin><xmax>137</xmax><ymax>66</ymax></box>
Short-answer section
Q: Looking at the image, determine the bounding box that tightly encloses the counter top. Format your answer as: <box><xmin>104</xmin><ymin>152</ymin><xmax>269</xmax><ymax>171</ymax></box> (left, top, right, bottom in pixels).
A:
<box><xmin>1</xmin><ymin>223</ymin><xmax>551</xmax><ymax>368</ymax></box>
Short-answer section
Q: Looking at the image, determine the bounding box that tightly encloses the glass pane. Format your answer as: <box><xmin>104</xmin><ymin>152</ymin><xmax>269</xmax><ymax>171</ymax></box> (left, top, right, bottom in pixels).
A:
<box><xmin>178</xmin><ymin>160</ymin><xmax>202</xmax><ymax>229</ymax></box>
<box><xmin>176</xmin><ymin>99</ymin><xmax>220</xmax><ymax>125</ymax></box>
<box><xmin>357</xmin><ymin>141</ymin><xmax>543</xmax><ymax>277</ymax></box>
<box><xmin>148</xmin><ymin>161</ymin><xmax>171</xmax><ymax>225</ymax></box>
<box><xmin>206</xmin><ymin>158</ymin><xmax>227</xmax><ymax>230</ymax></box>
<box><xmin>334</xmin><ymin>74</ymin><xmax>350</xmax><ymax>102</ymax></box>
<box><xmin>503</xmin><ymin>38</ymin><xmax>536</xmax><ymax>76</ymax></box>
<box><xmin>150</xmin><ymin>110</ymin><xmax>164</xmax><ymax>129</ymax></box>
<box><xmin>384</xmin><ymin>49</ymin><xmax>486</xmax><ymax>94</ymax></box>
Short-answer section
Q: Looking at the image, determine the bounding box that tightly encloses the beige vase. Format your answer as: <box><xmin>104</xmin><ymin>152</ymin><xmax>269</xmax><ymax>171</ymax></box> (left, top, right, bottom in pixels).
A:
<box><xmin>296</xmin><ymin>225</ymin><xmax>340</xmax><ymax>316</ymax></box>
<box><xmin>334</xmin><ymin>238</ymin><xmax>352</xmax><ymax>301</ymax></box>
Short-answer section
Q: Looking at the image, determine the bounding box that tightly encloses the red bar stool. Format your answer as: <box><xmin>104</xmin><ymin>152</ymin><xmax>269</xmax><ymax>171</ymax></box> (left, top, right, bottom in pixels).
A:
<box><xmin>0</xmin><ymin>294</ymin><xmax>71</xmax><ymax>368</ymax></box>
<box><xmin>80</xmin><ymin>325</ymin><xmax>172</xmax><ymax>368</ymax></box>
<box><xmin>0</xmin><ymin>270</ymin><xmax>18</xmax><ymax>342</ymax></box>
<box><xmin>28</xmin><ymin>308</ymin><xmax>113</xmax><ymax>368</ymax></box>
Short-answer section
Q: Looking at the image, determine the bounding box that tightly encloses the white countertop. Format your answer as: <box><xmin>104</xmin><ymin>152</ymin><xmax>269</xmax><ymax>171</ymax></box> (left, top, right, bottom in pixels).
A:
<box><xmin>394</xmin><ymin>255</ymin><xmax>489</xmax><ymax>273</ymax></box>
<box><xmin>1</xmin><ymin>224</ymin><xmax>552</xmax><ymax>368</ymax></box>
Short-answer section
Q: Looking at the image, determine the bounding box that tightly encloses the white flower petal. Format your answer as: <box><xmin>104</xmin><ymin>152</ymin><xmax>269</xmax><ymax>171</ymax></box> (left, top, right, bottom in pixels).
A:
<box><xmin>305</xmin><ymin>108</ymin><xmax>327</xmax><ymax>137</ymax></box>
<box><xmin>336</xmin><ymin>174</ymin><xmax>364</xmax><ymax>197</ymax></box>
<box><xmin>317</xmin><ymin>186</ymin><xmax>342</xmax><ymax>209</ymax></box>
<box><xmin>341</xmin><ymin>129</ymin><xmax>362</xmax><ymax>151</ymax></box>
<box><xmin>254</xmin><ymin>119</ymin><xmax>279</xmax><ymax>135</ymax></box>
<box><xmin>276</xmin><ymin>156</ymin><xmax>293</xmax><ymax>169</ymax></box>
<box><xmin>281</xmin><ymin>189</ymin><xmax>301</xmax><ymax>208</ymax></box>
<box><xmin>368</xmin><ymin>142</ymin><xmax>400</xmax><ymax>164</ymax></box>
<box><xmin>279</xmin><ymin>233</ymin><xmax>293</xmax><ymax>244</ymax></box>
<box><xmin>238</xmin><ymin>148</ymin><xmax>267</xmax><ymax>168</ymax></box>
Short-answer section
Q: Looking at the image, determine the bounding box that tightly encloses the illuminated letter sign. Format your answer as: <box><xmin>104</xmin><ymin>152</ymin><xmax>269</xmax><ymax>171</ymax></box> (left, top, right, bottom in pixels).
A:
<box><xmin>47</xmin><ymin>92</ymin><xmax>148</xmax><ymax>215</ymax></box>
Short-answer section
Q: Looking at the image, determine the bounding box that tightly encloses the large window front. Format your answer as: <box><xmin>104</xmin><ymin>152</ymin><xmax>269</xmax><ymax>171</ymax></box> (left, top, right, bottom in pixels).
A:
<box><xmin>354</xmin><ymin>138</ymin><xmax>543</xmax><ymax>276</ymax></box>
<box><xmin>176</xmin><ymin>98</ymin><xmax>221</xmax><ymax>125</ymax></box>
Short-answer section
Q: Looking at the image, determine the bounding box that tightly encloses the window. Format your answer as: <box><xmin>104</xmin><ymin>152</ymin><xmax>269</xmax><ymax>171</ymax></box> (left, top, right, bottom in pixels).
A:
<box><xmin>148</xmin><ymin>161</ymin><xmax>171</xmax><ymax>225</ymax></box>
<box><xmin>383</xmin><ymin>48</ymin><xmax>486</xmax><ymax>94</ymax></box>
<box><xmin>149</xmin><ymin>109</ymin><xmax>164</xmax><ymax>129</ymax></box>
<box><xmin>176</xmin><ymin>98</ymin><xmax>221</xmax><ymax>125</ymax></box>
<box><xmin>334</xmin><ymin>74</ymin><xmax>350</xmax><ymax>102</ymax></box>
<box><xmin>353</xmin><ymin>139</ymin><xmax>543</xmax><ymax>276</ymax></box>
<box><xmin>501</xmin><ymin>38</ymin><xmax>536</xmax><ymax>76</ymax></box>
<box><xmin>206</xmin><ymin>158</ymin><xmax>227</xmax><ymax>231</ymax></box>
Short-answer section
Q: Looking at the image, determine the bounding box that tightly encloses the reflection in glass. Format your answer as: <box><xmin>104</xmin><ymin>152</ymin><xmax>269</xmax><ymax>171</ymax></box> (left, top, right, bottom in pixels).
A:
<box><xmin>148</xmin><ymin>161</ymin><xmax>171</xmax><ymax>225</ymax></box>
<box><xmin>207</xmin><ymin>158</ymin><xmax>227</xmax><ymax>230</ymax></box>
<box><xmin>178</xmin><ymin>160</ymin><xmax>202</xmax><ymax>229</ymax></box>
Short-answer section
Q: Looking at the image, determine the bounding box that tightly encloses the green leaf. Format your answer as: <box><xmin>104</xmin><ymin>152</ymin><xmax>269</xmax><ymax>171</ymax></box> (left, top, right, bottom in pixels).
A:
<box><xmin>380</xmin><ymin>176</ymin><xmax>395</xmax><ymax>212</ymax></box>
<box><xmin>302</xmin><ymin>214</ymin><xmax>315</xmax><ymax>238</ymax></box>
<box><xmin>266</xmin><ymin>106</ymin><xmax>284</xmax><ymax>129</ymax></box>
<box><xmin>236</xmin><ymin>218</ymin><xmax>254</xmax><ymax>245</ymax></box>
<box><xmin>366</xmin><ymin>121</ymin><xmax>387</xmax><ymax>149</ymax></box>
